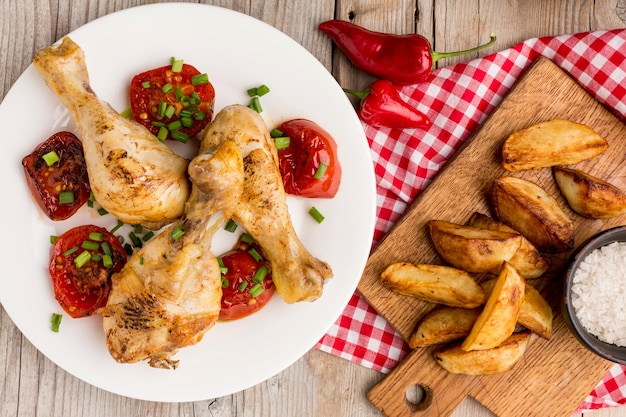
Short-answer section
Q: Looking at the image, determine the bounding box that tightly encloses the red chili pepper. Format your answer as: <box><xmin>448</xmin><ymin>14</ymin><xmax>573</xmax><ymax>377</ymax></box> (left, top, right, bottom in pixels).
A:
<box><xmin>344</xmin><ymin>80</ymin><xmax>432</xmax><ymax>129</ymax></box>
<box><xmin>319</xmin><ymin>20</ymin><xmax>496</xmax><ymax>86</ymax></box>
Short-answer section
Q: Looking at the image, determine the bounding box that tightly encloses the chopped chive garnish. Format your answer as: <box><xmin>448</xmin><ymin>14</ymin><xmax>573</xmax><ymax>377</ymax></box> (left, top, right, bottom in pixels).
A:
<box><xmin>308</xmin><ymin>206</ymin><xmax>325</xmax><ymax>223</ymax></box>
<box><xmin>161</xmin><ymin>83</ymin><xmax>173</xmax><ymax>94</ymax></box>
<box><xmin>314</xmin><ymin>162</ymin><xmax>328</xmax><ymax>179</ymax></box>
<box><xmin>111</xmin><ymin>219</ymin><xmax>124</xmax><ymax>234</ymax></box>
<box><xmin>248</xmin><ymin>96</ymin><xmax>262</xmax><ymax>113</ymax></box>
<box><xmin>139</xmin><ymin>257</ymin><xmax>144</xmax><ymax>265</ymax></box>
<box><xmin>273</xmin><ymin>136</ymin><xmax>290</xmax><ymax>150</ymax></box>
<box><xmin>218</xmin><ymin>257</ymin><xmax>228</xmax><ymax>275</ymax></box>
<box><xmin>190</xmin><ymin>91</ymin><xmax>201</xmax><ymax>104</ymax></box>
<box><xmin>171</xmin><ymin>58</ymin><xmax>184</xmax><ymax>72</ymax></box>
<box><xmin>142</xmin><ymin>231</ymin><xmax>155</xmax><ymax>242</ymax></box>
<box><xmin>171</xmin><ymin>226</ymin><xmax>185</xmax><ymax>240</ymax></box>
<box><xmin>124</xmin><ymin>243</ymin><xmax>133</xmax><ymax>255</ymax></box>
<box><xmin>118</xmin><ymin>236</ymin><xmax>124</xmax><ymax>244</ymax></box>
<box><xmin>171</xmin><ymin>130</ymin><xmax>189</xmax><ymax>143</ymax></box>
<box><xmin>58</xmin><ymin>191</ymin><xmax>74</xmax><ymax>205</ymax></box>
<box><xmin>43</xmin><ymin>151</ymin><xmax>60</xmax><ymax>166</ymax></box>
<box><xmin>81</xmin><ymin>240</ymin><xmax>100</xmax><ymax>251</ymax></box>
<box><xmin>120</xmin><ymin>107</ymin><xmax>133</xmax><ymax>118</ymax></box>
<box><xmin>97</xmin><ymin>207</ymin><xmax>108</xmax><ymax>216</ymax></box>
<box><xmin>181</xmin><ymin>117</ymin><xmax>193</xmax><ymax>128</ymax></box>
<box><xmin>102</xmin><ymin>254</ymin><xmax>113</xmax><ymax>268</ymax></box>
<box><xmin>87</xmin><ymin>191</ymin><xmax>95</xmax><ymax>208</ymax></box>
<box><xmin>134</xmin><ymin>224</ymin><xmax>143</xmax><ymax>234</ymax></box>
<box><xmin>175</xmin><ymin>88</ymin><xmax>183</xmax><ymax>100</ymax></box>
<box><xmin>168</xmin><ymin>120</ymin><xmax>182</xmax><ymax>131</ymax></box>
<box><xmin>157</xmin><ymin>126</ymin><xmax>169</xmax><ymax>141</ymax></box>
<box><xmin>240</xmin><ymin>233</ymin><xmax>254</xmax><ymax>244</ymax></box>
<box><xmin>101</xmin><ymin>241</ymin><xmax>112</xmax><ymax>256</ymax></box>
<box><xmin>91</xmin><ymin>253</ymin><xmax>102</xmax><ymax>262</ymax></box>
<box><xmin>252</xmin><ymin>265</ymin><xmax>268</xmax><ymax>283</ymax></box>
<box><xmin>221</xmin><ymin>276</ymin><xmax>229</xmax><ymax>288</ymax></box>
<box><xmin>224</xmin><ymin>219</ymin><xmax>238</xmax><ymax>233</ymax></box>
<box><xmin>237</xmin><ymin>281</ymin><xmax>248</xmax><ymax>292</ymax></box>
<box><xmin>151</xmin><ymin>121</ymin><xmax>165</xmax><ymax>127</ymax></box>
<box><xmin>256</xmin><ymin>84</ymin><xmax>270</xmax><ymax>96</ymax></box>
<box><xmin>51</xmin><ymin>313</ymin><xmax>62</xmax><ymax>333</ymax></box>
<box><xmin>247</xmin><ymin>87</ymin><xmax>258</xmax><ymax>97</ymax></box>
<box><xmin>164</xmin><ymin>104</ymin><xmax>176</xmax><ymax>118</ymax></box>
<box><xmin>63</xmin><ymin>246</ymin><xmax>79</xmax><ymax>256</ymax></box>
<box><xmin>141</xmin><ymin>81</ymin><xmax>151</xmax><ymax>88</ymax></box>
<box><xmin>193</xmin><ymin>111</ymin><xmax>206</xmax><ymax>121</ymax></box>
<box><xmin>129</xmin><ymin>231</ymin><xmax>142</xmax><ymax>248</ymax></box>
<box><xmin>248</xmin><ymin>248</ymin><xmax>263</xmax><ymax>263</ymax></box>
<box><xmin>74</xmin><ymin>251</ymin><xmax>91</xmax><ymax>268</ymax></box>
<box><xmin>249</xmin><ymin>283</ymin><xmax>264</xmax><ymax>298</ymax></box>
<box><xmin>191</xmin><ymin>73</ymin><xmax>209</xmax><ymax>86</ymax></box>
<box><xmin>89</xmin><ymin>232</ymin><xmax>104</xmax><ymax>241</ymax></box>
<box><xmin>270</xmin><ymin>128</ymin><xmax>283</xmax><ymax>138</ymax></box>
<box><xmin>157</xmin><ymin>100</ymin><xmax>167</xmax><ymax>117</ymax></box>
<box><xmin>50</xmin><ymin>235</ymin><xmax>58</xmax><ymax>244</ymax></box>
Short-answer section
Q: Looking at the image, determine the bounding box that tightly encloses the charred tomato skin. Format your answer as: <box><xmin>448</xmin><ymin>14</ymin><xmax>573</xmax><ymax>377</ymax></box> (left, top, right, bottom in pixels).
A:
<box><xmin>277</xmin><ymin>119</ymin><xmax>341</xmax><ymax>198</ymax></box>
<box><xmin>22</xmin><ymin>131</ymin><xmax>90</xmax><ymax>221</ymax></box>
<box><xmin>49</xmin><ymin>225</ymin><xmax>127</xmax><ymax>318</ymax></box>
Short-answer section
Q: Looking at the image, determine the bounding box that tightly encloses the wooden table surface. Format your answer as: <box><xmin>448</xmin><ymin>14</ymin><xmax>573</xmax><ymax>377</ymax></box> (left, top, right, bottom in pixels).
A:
<box><xmin>1</xmin><ymin>1</ymin><xmax>625</xmax><ymax>416</ymax></box>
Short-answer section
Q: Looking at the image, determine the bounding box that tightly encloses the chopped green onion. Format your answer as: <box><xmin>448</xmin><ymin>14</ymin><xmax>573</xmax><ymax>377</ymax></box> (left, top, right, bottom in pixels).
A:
<box><xmin>171</xmin><ymin>130</ymin><xmax>189</xmax><ymax>143</ymax></box>
<box><xmin>139</xmin><ymin>257</ymin><xmax>144</xmax><ymax>265</ymax></box>
<box><xmin>168</xmin><ymin>120</ymin><xmax>182</xmax><ymax>131</ymax></box>
<box><xmin>249</xmin><ymin>283</ymin><xmax>264</xmax><ymax>298</ymax></box>
<box><xmin>190</xmin><ymin>91</ymin><xmax>201</xmax><ymax>104</ymax></box>
<box><xmin>270</xmin><ymin>128</ymin><xmax>283</xmax><ymax>138</ymax></box>
<box><xmin>101</xmin><ymin>241</ymin><xmax>112</xmax><ymax>256</ymax></box>
<box><xmin>110</xmin><ymin>219</ymin><xmax>124</xmax><ymax>234</ymax></box>
<box><xmin>314</xmin><ymin>162</ymin><xmax>328</xmax><ymax>179</ymax></box>
<box><xmin>181</xmin><ymin>117</ymin><xmax>194</xmax><ymax>128</ymax></box>
<box><xmin>191</xmin><ymin>73</ymin><xmax>209</xmax><ymax>86</ymax></box>
<box><xmin>247</xmin><ymin>87</ymin><xmax>258</xmax><ymax>97</ymax></box>
<box><xmin>248</xmin><ymin>248</ymin><xmax>263</xmax><ymax>263</ymax></box>
<box><xmin>133</xmin><ymin>224</ymin><xmax>143</xmax><ymax>234</ymax></box>
<box><xmin>273</xmin><ymin>136</ymin><xmax>290</xmax><ymax>150</ymax></box>
<box><xmin>161</xmin><ymin>83</ymin><xmax>173</xmax><ymax>94</ymax></box>
<box><xmin>102</xmin><ymin>254</ymin><xmax>113</xmax><ymax>268</ymax></box>
<box><xmin>74</xmin><ymin>251</ymin><xmax>92</xmax><ymax>268</ymax></box>
<box><xmin>81</xmin><ymin>240</ymin><xmax>100</xmax><ymax>251</ymax></box>
<box><xmin>142</xmin><ymin>231</ymin><xmax>155</xmax><ymax>242</ymax></box>
<box><xmin>256</xmin><ymin>84</ymin><xmax>270</xmax><ymax>96</ymax></box>
<box><xmin>218</xmin><ymin>257</ymin><xmax>228</xmax><ymax>275</ymax></box>
<box><xmin>175</xmin><ymin>88</ymin><xmax>183</xmax><ymax>100</ymax></box>
<box><xmin>50</xmin><ymin>235</ymin><xmax>58</xmax><ymax>244</ymax></box>
<box><xmin>87</xmin><ymin>191</ymin><xmax>95</xmax><ymax>208</ymax></box>
<box><xmin>224</xmin><ymin>219</ymin><xmax>238</xmax><ymax>233</ymax></box>
<box><xmin>129</xmin><ymin>231</ymin><xmax>142</xmax><ymax>248</ymax></box>
<box><xmin>240</xmin><ymin>233</ymin><xmax>254</xmax><ymax>244</ymax></box>
<box><xmin>164</xmin><ymin>104</ymin><xmax>176</xmax><ymax>118</ymax></box>
<box><xmin>171</xmin><ymin>58</ymin><xmax>184</xmax><ymax>72</ymax></box>
<box><xmin>97</xmin><ymin>207</ymin><xmax>108</xmax><ymax>216</ymax></box>
<box><xmin>123</xmin><ymin>243</ymin><xmax>133</xmax><ymax>255</ymax></box>
<box><xmin>43</xmin><ymin>150</ymin><xmax>60</xmax><ymax>166</ymax></box>
<box><xmin>252</xmin><ymin>265</ymin><xmax>268</xmax><ymax>283</ymax></box>
<box><xmin>89</xmin><ymin>232</ymin><xmax>104</xmax><ymax>241</ymax></box>
<box><xmin>157</xmin><ymin>100</ymin><xmax>167</xmax><ymax>117</ymax></box>
<box><xmin>51</xmin><ymin>313</ymin><xmax>62</xmax><ymax>333</ymax></box>
<box><xmin>63</xmin><ymin>246</ymin><xmax>79</xmax><ymax>256</ymax></box>
<box><xmin>237</xmin><ymin>281</ymin><xmax>248</xmax><ymax>292</ymax></box>
<box><xmin>193</xmin><ymin>111</ymin><xmax>206</xmax><ymax>121</ymax></box>
<box><xmin>58</xmin><ymin>191</ymin><xmax>74</xmax><ymax>205</ymax></box>
<box><xmin>171</xmin><ymin>226</ymin><xmax>185</xmax><ymax>241</ymax></box>
<box><xmin>248</xmin><ymin>96</ymin><xmax>262</xmax><ymax>113</ymax></box>
<box><xmin>91</xmin><ymin>253</ymin><xmax>102</xmax><ymax>262</ymax></box>
<box><xmin>120</xmin><ymin>107</ymin><xmax>133</xmax><ymax>119</ymax></box>
<box><xmin>308</xmin><ymin>206</ymin><xmax>325</xmax><ymax>223</ymax></box>
<box><xmin>151</xmin><ymin>121</ymin><xmax>166</xmax><ymax>127</ymax></box>
<box><xmin>221</xmin><ymin>275</ymin><xmax>229</xmax><ymax>288</ymax></box>
<box><xmin>157</xmin><ymin>126</ymin><xmax>169</xmax><ymax>141</ymax></box>
<box><xmin>141</xmin><ymin>81</ymin><xmax>151</xmax><ymax>88</ymax></box>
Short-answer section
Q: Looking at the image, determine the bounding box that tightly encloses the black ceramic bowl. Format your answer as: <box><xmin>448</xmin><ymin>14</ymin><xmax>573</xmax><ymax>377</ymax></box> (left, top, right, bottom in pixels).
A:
<box><xmin>562</xmin><ymin>225</ymin><xmax>626</xmax><ymax>365</ymax></box>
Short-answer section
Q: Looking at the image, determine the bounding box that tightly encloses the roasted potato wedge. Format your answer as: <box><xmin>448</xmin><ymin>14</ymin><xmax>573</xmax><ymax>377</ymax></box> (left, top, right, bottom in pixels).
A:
<box><xmin>461</xmin><ymin>262</ymin><xmax>525</xmax><ymax>351</ymax></box>
<box><xmin>467</xmin><ymin>212</ymin><xmax>550</xmax><ymax>278</ymax></box>
<box><xmin>553</xmin><ymin>166</ymin><xmax>626</xmax><ymax>219</ymax></box>
<box><xmin>489</xmin><ymin>176</ymin><xmax>574</xmax><ymax>253</ymax></box>
<box><xmin>501</xmin><ymin>118</ymin><xmax>608</xmax><ymax>171</ymax></box>
<box><xmin>434</xmin><ymin>331</ymin><xmax>531</xmax><ymax>375</ymax></box>
<box><xmin>481</xmin><ymin>278</ymin><xmax>553</xmax><ymax>339</ymax></box>
<box><xmin>428</xmin><ymin>220</ymin><xmax>522</xmax><ymax>273</ymax></box>
<box><xmin>409</xmin><ymin>307</ymin><xmax>480</xmax><ymax>348</ymax></box>
<box><xmin>381</xmin><ymin>263</ymin><xmax>485</xmax><ymax>308</ymax></box>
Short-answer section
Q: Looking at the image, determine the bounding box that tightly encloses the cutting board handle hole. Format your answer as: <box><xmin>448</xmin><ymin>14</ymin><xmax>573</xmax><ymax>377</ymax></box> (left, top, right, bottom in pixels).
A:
<box><xmin>405</xmin><ymin>384</ymin><xmax>432</xmax><ymax>411</ymax></box>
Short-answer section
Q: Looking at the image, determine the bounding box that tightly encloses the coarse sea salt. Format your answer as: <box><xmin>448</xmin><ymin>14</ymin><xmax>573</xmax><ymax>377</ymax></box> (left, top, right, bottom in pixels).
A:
<box><xmin>571</xmin><ymin>241</ymin><xmax>626</xmax><ymax>346</ymax></box>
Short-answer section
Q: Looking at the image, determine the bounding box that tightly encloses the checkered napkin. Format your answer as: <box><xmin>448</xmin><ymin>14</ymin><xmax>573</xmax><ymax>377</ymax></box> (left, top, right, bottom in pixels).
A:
<box><xmin>315</xmin><ymin>28</ymin><xmax>626</xmax><ymax>412</ymax></box>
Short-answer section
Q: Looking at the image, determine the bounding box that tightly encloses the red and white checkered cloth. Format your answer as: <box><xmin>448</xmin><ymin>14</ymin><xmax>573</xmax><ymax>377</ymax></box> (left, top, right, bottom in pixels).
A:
<box><xmin>315</xmin><ymin>29</ymin><xmax>626</xmax><ymax>412</ymax></box>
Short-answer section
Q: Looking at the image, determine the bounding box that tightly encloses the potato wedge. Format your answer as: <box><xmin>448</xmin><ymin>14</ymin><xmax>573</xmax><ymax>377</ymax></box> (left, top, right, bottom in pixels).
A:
<box><xmin>409</xmin><ymin>307</ymin><xmax>480</xmax><ymax>348</ymax></box>
<box><xmin>501</xmin><ymin>118</ymin><xmax>608</xmax><ymax>171</ymax></box>
<box><xmin>553</xmin><ymin>166</ymin><xmax>626</xmax><ymax>219</ymax></box>
<box><xmin>489</xmin><ymin>176</ymin><xmax>574</xmax><ymax>253</ymax></box>
<box><xmin>461</xmin><ymin>262</ymin><xmax>525</xmax><ymax>351</ymax></box>
<box><xmin>428</xmin><ymin>220</ymin><xmax>522</xmax><ymax>273</ymax></box>
<box><xmin>434</xmin><ymin>331</ymin><xmax>531</xmax><ymax>375</ymax></box>
<box><xmin>381</xmin><ymin>263</ymin><xmax>485</xmax><ymax>308</ymax></box>
<box><xmin>467</xmin><ymin>212</ymin><xmax>550</xmax><ymax>278</ymax></box>
<box><xmin>481</xmin><ymin>278</ymin><xmax>553</xmax><ymax>339</ymax></box>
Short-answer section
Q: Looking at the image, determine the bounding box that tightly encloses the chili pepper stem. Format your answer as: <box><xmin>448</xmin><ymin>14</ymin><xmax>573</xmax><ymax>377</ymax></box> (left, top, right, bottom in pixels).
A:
<box><xmin>430</xmin><ymin>33</ymin><xmax>497</xmax><ymax>69</ymax></box>
<box><xmin>342</xmin><ymin>87</ymin><xmax>368</xmax><ymax>100</ymax></box>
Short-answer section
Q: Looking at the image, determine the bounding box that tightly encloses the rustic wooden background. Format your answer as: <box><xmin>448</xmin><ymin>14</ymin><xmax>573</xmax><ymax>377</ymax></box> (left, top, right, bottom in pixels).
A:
<box><xmin>1</xmin><ymin>1</ymin><xmax>625</xmax><ymax>416</ymax></box>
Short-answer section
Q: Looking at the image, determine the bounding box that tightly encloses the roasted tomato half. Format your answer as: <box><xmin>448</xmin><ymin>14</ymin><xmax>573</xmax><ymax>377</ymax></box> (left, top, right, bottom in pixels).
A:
<box><xmin>219</xmin><ymin>237</ymin><xmax>275</xmax><ymax>321</ymax></box>
<box><xmin>22</xmin><ymin>131</ymin><xmax>90</xmax><ymax>221</ymax></box>
<box><xmin>129</xmin><ymin>61</ymin><xmax>215</xmax><ymax>142</ymax></box>
<box><xmin>276</xmin><ymin>119</ymin><xmax>341</xmax><ymax>198</ymax></box>
<box><xmin>49</xmin><ymin>225</ymin><xmax>127</xmax><ymax>318</ymax></box>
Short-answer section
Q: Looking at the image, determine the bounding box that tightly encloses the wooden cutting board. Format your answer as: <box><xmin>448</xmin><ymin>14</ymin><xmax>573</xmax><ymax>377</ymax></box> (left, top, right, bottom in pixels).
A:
<box><xmin>358</xmin><ymin>57</ymin><xmax>626</xmax><ymax>417</ymax></box>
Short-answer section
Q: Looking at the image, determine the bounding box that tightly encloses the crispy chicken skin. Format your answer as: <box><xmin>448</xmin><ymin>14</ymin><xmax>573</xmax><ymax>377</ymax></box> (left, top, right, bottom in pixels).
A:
<box><xmin>200</xmin><ymin>105</ymin><xmax>333</xmax><ymax>303</ymax></box>
<box><xmin>33</xmin><ymin>37</ymin><xmax>190</xmax><ymax>227</ymax></box>
<box><xmin>103</xmin><ymin>141</ymin><xmax>244</xmax><ymax>369</ymax></box>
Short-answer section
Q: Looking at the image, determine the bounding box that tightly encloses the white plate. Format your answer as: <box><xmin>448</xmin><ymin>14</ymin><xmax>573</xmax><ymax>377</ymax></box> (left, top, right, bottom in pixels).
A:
<box><xmin>0</xmin><ymin>3</ymin><xmax>375</xmax><ymax>402</ymax></box>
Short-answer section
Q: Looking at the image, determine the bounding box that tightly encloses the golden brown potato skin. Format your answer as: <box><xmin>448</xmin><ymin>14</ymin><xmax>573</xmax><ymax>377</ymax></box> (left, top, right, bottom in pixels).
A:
<box><xmin>428</xmin><ymin>220</ymin><xmax>522</xmax><ymax>273</ymax></box>
<box><xmin>461</xmin><ymin>262</ymin><xmax>525</xmax><ymax>351</ymax></box>
<box><xmin>501</xmin><ymin>118</ymin><xmax>608</xmax><ymax>171</ymax></box>
<box><xmin>467</xmin><ymin>212</ymin><xmax>550</xmax><ymax>278</ymax></box>
<box><xmin>434</xmin><ymin>331</ymin><xmax>531</xmax><ymax>375</ymax></box>
<box><xmin>410</xmin><ymin>307</ymin><xmax>480</xmax><ymax>348</ymax></box>
<box><xmin>553</xmin><ymin>166</ymin><xmax>626</xmax><ymax>219</ymax></box>
<box><xmin>481</xmin><ymin>278</ymin><xmax>553</xmax><ymax>339</ymax></box>
<box><xmin>489</xmin><ymin>176</ymin><xmax>574</xmax><ymax>253</ymax></box>
<box><xmin>381</xmin><ymin>263</ymin><xmax>485</xmax><ymax>308</ymax></box>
